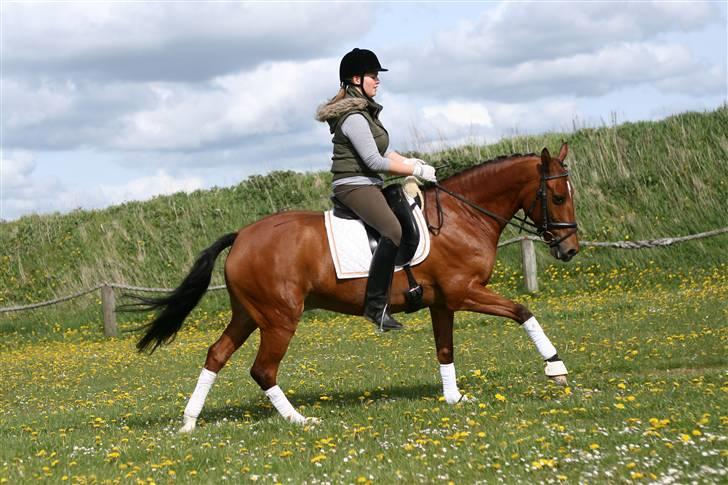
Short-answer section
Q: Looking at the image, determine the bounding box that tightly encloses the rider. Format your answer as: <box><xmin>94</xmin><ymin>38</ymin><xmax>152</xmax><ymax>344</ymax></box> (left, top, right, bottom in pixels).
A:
<box><xmin>315</xmin><ymin>48</ymin><xmax>438</xmax><ymax>331</ymax></box>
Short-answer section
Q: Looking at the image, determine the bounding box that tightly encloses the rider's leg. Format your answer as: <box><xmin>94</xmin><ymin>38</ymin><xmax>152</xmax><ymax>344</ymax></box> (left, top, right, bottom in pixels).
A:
<box><xmin>333</xmin><ymin>184</ymin><xmax>403</xmax><ymax>331</ymax></box>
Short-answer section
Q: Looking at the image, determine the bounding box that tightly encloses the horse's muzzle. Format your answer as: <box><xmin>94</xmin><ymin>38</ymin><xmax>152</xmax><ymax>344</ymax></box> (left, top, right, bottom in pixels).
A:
<box><xmin>550</xmin><ymin>244</ymin><xmax>579</xmax><ymax>262</ymax></box>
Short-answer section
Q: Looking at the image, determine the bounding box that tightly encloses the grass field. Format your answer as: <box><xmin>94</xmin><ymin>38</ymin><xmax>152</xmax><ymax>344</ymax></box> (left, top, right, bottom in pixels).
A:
<box><xmin>1</xmin><ymin>107</ymin><xmax>726</xmax><ymax>483</ymax></box>
<box><xmin>1</xmin><ymin>266</ymin><xmax>726</xmax><ymax>484</ymax></box>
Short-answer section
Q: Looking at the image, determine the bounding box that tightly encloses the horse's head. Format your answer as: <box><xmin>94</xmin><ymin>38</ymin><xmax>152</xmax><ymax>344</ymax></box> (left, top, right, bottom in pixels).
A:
<box><xmin>524</xmin><ymin>143</ymin><xmax>579</xmax><ymax>262</ymax></box>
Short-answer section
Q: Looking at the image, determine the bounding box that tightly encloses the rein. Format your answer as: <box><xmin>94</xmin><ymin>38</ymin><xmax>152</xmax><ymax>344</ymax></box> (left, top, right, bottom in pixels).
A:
<box><xmin>425</xmin><ymin>164</ymin><xmax>578</xmax><ymax>247</ymax></box>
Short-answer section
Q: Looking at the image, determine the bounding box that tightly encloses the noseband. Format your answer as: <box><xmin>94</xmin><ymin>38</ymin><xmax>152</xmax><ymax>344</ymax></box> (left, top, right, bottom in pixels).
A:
<box><xmin>426</xmin><ymin>162</ymin><xmax>578</xmax><ymax>247</ymax></box>
<box><xmin>520</xmin><ymin>163</ymin><xmax>579</xmax><ymax>247</ymax></box>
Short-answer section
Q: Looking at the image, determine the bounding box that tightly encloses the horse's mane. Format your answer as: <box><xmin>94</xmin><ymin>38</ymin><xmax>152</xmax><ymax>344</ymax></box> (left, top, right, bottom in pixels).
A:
<box><xmin>439</xmin><ymin>152</ymin><xmax>538</xmax><ymax>183</ymax></box>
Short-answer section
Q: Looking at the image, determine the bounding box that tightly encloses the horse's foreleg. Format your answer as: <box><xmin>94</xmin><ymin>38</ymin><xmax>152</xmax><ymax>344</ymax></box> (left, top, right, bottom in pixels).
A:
<box><xmin>250</xmin><ymin>326</ymin><xmax>317</xmax><ymax>425</ymax></box>
<box><xmin>430</xmin><ymin>306</ymin><xmax>472</xmax><ymax>404</ymax></box>
<box><xmin>459</xmin><ymin>283</ymin><xmax>568</xmax><ymax>385</ymax></box>
<box><xmin>180</xmin><ymin>310</ymin><xmax>257</xmax><ymax>433</ymax></box>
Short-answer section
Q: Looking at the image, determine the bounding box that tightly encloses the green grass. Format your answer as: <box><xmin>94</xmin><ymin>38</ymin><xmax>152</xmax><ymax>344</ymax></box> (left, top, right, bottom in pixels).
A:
<box><xmin>1</xmin><ymin>268</ymin><xmax>726</xmax><ymax>483</ymax></box>
<box><xmin>1</xmin><ymin>106</ymin><xmax>726</xmax><ymax>482</ymax></box>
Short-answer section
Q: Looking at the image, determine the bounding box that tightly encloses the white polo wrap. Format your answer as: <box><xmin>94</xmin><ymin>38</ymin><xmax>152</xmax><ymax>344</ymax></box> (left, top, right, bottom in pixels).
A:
<box><xmin>522</xmin><ymin>316</ymin><xmax>558</xmax><ymax>360</ymax></box>
<box><xmin>265</xmin><ymin>385</ymin><xmax>307</xmax><ymax>424</ymax></box>
<box><xmin>440</xmin><ymin>363</ymin><xmax>463</xmax><ymax>404</ymax></box>
<box><xmin>183</xmin><ymin>368</ymin><xmax>217</xmax><ymax>420</ymax></box>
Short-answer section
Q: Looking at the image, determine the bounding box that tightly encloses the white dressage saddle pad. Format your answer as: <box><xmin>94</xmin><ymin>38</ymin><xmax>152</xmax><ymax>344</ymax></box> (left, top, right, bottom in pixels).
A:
<box><xmin>324</xmin><ymin>200</ymin><xmax>431</xmax><ymax>280</ymax></box>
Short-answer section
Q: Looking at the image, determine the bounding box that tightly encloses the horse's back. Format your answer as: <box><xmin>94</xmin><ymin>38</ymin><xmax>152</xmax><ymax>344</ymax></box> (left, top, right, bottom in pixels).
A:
<box><xmin>224</xmin><ymin>211</ymin><xmax>332</xmax><ymax>299</ymax></box>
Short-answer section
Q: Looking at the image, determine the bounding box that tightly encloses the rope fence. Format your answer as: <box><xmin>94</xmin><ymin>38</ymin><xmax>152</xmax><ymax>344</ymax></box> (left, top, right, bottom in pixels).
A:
<box><xmin>1</xmin><ymin>227</ymin><xmax>725</xmax><ymax>336</ymax></box>
<box><xmin>497</xmin><ymin>226</ymin><xmax>728</xmax><ymax>249</ymax></box>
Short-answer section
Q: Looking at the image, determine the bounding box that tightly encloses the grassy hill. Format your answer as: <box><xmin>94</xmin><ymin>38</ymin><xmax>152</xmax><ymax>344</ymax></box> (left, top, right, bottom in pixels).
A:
<box><xmin>1</xmin><ymin>106</ymin><xmax>726</xmax><ymax>330</ymax></box>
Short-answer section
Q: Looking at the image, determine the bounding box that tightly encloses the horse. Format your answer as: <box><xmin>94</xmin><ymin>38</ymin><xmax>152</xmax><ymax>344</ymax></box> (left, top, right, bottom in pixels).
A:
<box><xmin>122</xmin><ymin>143</ymin><xmax>579</xmax><ymax>432</ymax></box>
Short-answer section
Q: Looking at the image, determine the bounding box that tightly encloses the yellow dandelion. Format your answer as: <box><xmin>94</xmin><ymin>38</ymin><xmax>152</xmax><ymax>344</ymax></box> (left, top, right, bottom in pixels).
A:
<box><xmin>310</xmin><ymin>454</ymin><xmax>327</xmax><ymax>463</ymax></box>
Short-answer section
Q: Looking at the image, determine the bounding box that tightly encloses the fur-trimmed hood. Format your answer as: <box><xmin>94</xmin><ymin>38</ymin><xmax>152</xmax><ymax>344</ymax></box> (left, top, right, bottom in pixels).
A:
<box><xmin>314</xmin><ymin>97</ymin><xmax>368</xmax><ymax>122</ymax></box>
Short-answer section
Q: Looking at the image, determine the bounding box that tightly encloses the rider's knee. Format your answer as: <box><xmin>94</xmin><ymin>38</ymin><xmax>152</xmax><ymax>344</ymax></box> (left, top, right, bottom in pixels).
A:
<box><xmin>382</xmin><ymin>223</ymin><xmax>402</xmax><ymax>247</ymax></box>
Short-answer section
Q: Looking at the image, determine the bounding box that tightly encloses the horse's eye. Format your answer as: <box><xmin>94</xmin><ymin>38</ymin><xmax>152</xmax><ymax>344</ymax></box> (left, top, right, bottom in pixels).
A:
<box><xmin>553</xmin><ymin>195</ymin><xmax>565</xmax><ymax>205</ymax></box>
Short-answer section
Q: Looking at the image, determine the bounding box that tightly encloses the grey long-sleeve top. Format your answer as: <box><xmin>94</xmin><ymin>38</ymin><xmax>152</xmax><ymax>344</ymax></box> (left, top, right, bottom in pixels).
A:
<box><xmin>332</xmin><ymin>113</ymin><xmax>391</xmax><ymax>187</ymax></box>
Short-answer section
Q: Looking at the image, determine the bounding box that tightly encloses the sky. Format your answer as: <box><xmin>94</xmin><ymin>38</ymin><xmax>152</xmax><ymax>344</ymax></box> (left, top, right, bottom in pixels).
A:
<box><xmin>1</xmin><ymin>0</ymin><xmax>726</xmax><ymax>221</ymax></box>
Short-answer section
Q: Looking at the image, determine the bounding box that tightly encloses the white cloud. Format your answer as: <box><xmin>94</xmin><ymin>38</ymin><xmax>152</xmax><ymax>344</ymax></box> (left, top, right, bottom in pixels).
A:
<box><xmin>0</xmin><ymin>152</ymin><xmax>203</xmax><ymax>220</ymax></box>
<box><xmin>386</xmin><ymin>2</ymin><xmax>725</xmax><ymax>101</ymax></box>
<box><xmin>423</xmin><ymin>1</ymin><xmax>721</xmax><ymax>68</ymax></box>
<box><xmin>97</xmin><ymin>171</ymin><xmax>203</xmax><ymax>205</ymax></box>
<box><xmin>111</xmin><ymin>58</ymin><xmax>335</xmax><ymax>151</ymax></box>
<box><xmin>2</xmin><ymin>79</ymin><xmax>74</xmax><ymax>129</ymax></box>
<box><xmin>422</xmin><ymin>102</ymin><xmax>493</xmax><ymax>128</ymax></box>
<box><xmin>380</xmin><ymin>93</ymin><xmax>577</xmax><ymax>153</ymax></box>
<box><xmin>2</xmin><ymin>2</ymin><xmax>375</xmax><ymax>81</ymax></box>
<box><xmin>1</xmin><ymin>152</ymin><xmax>68</xmax><ymax>220</ymax></box>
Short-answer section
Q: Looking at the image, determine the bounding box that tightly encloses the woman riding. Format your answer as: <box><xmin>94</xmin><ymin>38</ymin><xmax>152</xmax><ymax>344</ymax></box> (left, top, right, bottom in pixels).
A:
<box><xmin>315</xmin><ymin>48</ymin><xmax>438</xmax><ymax>332</ymax></box>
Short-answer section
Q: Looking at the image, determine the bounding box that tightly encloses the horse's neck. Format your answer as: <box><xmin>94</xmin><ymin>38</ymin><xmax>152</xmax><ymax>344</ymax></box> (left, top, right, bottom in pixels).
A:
<box><xmin>440</xmin><ymin>157</ymin><xmax>536</xmax><ymax>234</ymax></box>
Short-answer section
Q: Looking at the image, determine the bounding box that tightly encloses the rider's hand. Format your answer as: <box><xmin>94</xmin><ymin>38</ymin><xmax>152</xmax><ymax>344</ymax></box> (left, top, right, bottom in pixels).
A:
<box><xmin>404</xmin><ymin>157</ymin><xmax>426</xmax><ymax>168</ymax></box>
<box><xmin>413</xmin><ymin>164</ymin><xmax>437</xmax><ymax>183</ymax></box>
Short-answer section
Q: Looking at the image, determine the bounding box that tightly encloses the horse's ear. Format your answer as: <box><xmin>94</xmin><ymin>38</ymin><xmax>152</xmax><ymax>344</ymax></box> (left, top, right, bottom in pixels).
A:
<box><xmin>540</xmin><ymin>147</ymin><xmax>552</xmax><ymax>173</ymax></box>
<box><xmin>541</xmin><ymin>147</ymin><xmax>551</xmax><ymax>168</ymax></box>
<box><xmin>558</xmin><ymin>142</ymin><xmax>568</xmax><ymax>161</ymax></box>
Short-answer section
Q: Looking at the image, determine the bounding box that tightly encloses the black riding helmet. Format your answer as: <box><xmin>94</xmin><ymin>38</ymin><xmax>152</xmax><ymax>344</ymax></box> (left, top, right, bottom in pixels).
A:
<box><xmin>339</xmin><ymin>48</ymin><xmax>388</xmax><ymax>92</ymax></box>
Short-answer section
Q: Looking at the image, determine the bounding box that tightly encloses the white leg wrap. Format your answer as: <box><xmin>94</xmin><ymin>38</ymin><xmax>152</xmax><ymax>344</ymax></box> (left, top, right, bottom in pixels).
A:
<box><xmin>265</xmin><ymin>385</ymin><xmax>309</xmax><ymax>424</ymax></box>
<box><xmin>440</xmin><ymin>363</ymin><xmax>464</xmax><ymax>404</ymax></box>
<box><xmin>180</xmin><ymin>368</ymin><xmax>217</xmax><ymax>432</ymax></box>
<box><xmin>522</xmin><ymin>316</ymin><xmax>558</xmax><ymax>360</ymax></box>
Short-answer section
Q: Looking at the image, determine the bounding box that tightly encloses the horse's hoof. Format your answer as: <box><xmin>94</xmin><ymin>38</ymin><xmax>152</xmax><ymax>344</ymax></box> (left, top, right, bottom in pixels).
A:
<box><xmin>549</xmin><ymin>375</ymin><xmax>568</xmax><ymax>387</ymax></box>
<box><xmin>179</xmin><ymin>415</ymin><xmax>196</xmax><ymax>433</ymax></box>
<box><xmin>179</xmin><ymin>422</ymin><xmax>196</xmax><ymax>433</ymax></box>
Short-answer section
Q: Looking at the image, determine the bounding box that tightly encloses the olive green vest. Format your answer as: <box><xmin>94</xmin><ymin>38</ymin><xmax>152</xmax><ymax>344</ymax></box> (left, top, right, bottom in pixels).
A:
<box><xmin>328</xmin><ymin>88</ymin><xmax>389</xmax><ymax>182</ymax></box>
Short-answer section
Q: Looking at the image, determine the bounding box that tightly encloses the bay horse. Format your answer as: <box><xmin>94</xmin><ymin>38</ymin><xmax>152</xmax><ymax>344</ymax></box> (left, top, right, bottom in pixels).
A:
<box><xmin>124</xmin><ymin>143</ymin><xmax>579</xmax><ymax>432</ymax></box>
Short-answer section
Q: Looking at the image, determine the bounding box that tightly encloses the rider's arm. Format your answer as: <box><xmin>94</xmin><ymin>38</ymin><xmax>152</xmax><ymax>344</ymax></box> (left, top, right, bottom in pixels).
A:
<box><xmin>386</xmin><ymin>151</ymin><xmax>419</xmax><ymax>176</ymax></box>
<box><xmin>342</xmin><ymin>114</ymin><xmax>416</xmax><ymax>176</ymax></box>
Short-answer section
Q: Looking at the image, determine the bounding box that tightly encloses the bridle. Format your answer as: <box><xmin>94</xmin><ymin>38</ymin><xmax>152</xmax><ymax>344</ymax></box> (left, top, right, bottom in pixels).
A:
<box><xmin>425</xmin><ymin>160</ymin><xmax>578</xmax><ymax>248</ymax></box>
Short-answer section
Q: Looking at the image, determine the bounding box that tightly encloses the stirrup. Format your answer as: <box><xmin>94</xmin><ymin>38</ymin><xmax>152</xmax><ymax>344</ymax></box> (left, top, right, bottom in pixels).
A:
<box><xmin>365</xmin><ymin>304</ymin><xmax>403</xmax><ymax>332</ymax></box>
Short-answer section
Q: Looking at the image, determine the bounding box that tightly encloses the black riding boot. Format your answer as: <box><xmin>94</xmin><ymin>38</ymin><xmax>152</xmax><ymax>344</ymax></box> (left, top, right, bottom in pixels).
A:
<box><xmin>363</xmin><ymin>237</ymin><xmax>403</xmax><ymax>332</ymax></box>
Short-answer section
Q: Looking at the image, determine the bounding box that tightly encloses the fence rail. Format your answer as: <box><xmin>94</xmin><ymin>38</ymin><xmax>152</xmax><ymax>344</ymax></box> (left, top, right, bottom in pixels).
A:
<box><xmin>1</xmin><ymin>227</ymin><xmax>725</xmax><ymax>336</ymax></box>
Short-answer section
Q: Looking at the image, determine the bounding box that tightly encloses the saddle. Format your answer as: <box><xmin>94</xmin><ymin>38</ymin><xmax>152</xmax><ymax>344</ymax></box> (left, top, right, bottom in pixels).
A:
<box><xmin>329</xmin><ymin>182</ymin><xmax>425</xmax><ymax>312</ymax></box>
<box><xmin>330</xmin><ymin>184</ymin><xmax>422</xmax><ymax>266</ymax></box>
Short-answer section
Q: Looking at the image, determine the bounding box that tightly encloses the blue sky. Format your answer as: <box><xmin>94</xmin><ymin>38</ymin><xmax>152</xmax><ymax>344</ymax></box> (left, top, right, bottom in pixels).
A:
<box><xmin>1</xmin><ymin>1</ymin><xmax>726</xmax><ymax>221</ymax></box>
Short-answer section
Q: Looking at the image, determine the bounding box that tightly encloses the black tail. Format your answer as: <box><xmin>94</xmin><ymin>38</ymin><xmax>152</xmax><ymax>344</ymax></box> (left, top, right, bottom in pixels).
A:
<box><xmin>119</xmin><ymin>232</ymin><xmax>238</xmax><ymax>354</ymax></box>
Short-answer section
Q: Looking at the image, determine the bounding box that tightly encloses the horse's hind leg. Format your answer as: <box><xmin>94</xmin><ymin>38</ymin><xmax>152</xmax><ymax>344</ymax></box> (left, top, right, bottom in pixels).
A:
<box><xmin>180</xmin><ymin>303</ymin><xmax>257</xmax><ymax>433</ymax></box>
<box><xmin>250</xmin><ymin>324</ymin><xmax>317</xmax><ymax>424</ymax></box>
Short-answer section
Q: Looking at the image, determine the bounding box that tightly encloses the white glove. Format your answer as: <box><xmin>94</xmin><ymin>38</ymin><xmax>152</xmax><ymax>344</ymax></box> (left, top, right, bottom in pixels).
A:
<box><xmin>403</xmin><ymin>158</ymin><xmax>426</xmax><ymax>168</ymax></box>
<box><xmin>413</xmin><ymin>164</ymin><xmax>437</xmax><ymax>183</ymax></box>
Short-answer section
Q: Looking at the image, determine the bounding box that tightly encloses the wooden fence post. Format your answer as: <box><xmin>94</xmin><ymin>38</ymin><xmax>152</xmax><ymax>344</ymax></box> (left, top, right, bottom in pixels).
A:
<box><xmin>101</xmin><ymin>284</ymin><xmax>117</xmax><ymax>337</ymax></box>
<box><xmin>520</xmin><ymin>238</ymin><xmax>538</xmax><ymax>293</ymax></box>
